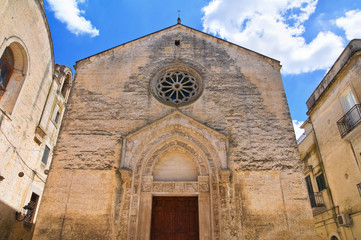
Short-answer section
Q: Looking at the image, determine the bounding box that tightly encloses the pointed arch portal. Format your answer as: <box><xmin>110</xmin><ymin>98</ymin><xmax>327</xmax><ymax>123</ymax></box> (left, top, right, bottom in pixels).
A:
<box><xmin>119</xmin><ymin>111</ymin><xmax>228</xmax><ymax>240</ymax></box>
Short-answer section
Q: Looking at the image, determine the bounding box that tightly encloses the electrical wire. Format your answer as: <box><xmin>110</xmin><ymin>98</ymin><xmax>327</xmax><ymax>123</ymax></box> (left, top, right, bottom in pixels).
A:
<box><xmin>0</xmin><ymin>128</ymin><xmax>46</xmax><ymax>183</ymax></box>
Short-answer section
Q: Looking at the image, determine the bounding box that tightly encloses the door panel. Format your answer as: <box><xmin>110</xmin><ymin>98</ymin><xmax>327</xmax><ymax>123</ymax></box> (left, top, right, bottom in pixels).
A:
<box><xmin>151</xmin><ymin>196</ymin><xmax>199</xmax><ymax>240</ymax></box>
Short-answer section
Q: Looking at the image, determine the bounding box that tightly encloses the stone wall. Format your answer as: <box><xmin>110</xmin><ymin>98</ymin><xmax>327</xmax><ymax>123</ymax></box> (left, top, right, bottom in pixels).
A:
<box><xmin>0</xmin><ymin>1</ymin><xmax>72</xmax><ymax>239</ymax></box>
<box><xmin>34</xmin><ymin>24</ymin><xmax>316</xmax><ymax>239</ymax></box>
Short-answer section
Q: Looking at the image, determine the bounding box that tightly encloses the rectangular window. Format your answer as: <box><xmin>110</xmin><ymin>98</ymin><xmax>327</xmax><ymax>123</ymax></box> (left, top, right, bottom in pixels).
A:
<box><xmin>41</xmin><ymin>146</ymin><xmax>50</xmax><ymax>165</ymax></box>
<box><xmin>54</xmin><ymin>110</ymin><xmax>60</xmax><ymax>124</ymax></box>
<box><xmin>340</xmin><ymin>87</ymin><xmax>357</xmax><ymax>112</ymax></box>
<box><xmin>316</xmin><ymin>173</ymin><xmax>326</xmax><ymax>191</ymax></box>
<box><xmin>52</xmin><ymin>104</ymin><xmax>61</xmax><ymax>125</ymax></box>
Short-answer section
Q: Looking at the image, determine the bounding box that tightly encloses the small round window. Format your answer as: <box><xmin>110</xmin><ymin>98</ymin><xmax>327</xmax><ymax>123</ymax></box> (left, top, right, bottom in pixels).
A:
<box><xmin>154</xmin><ymin>70</ymin><xmax>201</xmax><ymax>106</ymax></box>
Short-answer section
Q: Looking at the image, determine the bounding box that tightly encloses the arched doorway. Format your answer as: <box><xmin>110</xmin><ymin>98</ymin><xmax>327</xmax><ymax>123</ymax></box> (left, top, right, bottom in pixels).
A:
<box><xmin>132</xmin><ymin>138</ymin><xmax>214</xmax><ymax>240</ymax></box>
<box><xmin>120</xmin><ymin>111</ymin><xmax>228</xmax><ymax>240</ymax></box>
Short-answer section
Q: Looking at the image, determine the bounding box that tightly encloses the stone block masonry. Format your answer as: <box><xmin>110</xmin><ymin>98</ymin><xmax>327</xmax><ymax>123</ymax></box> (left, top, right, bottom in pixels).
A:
<box><xmin>34</xmin><ymin>24</ymin><xmax>316</xmax><ymax>239</ymax></box>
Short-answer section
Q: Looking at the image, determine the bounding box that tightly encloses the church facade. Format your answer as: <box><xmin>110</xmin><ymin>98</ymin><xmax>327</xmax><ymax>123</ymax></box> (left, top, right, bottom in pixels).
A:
<box><xmin>34</xmin><ymin>22</ymin><xmax>316</xmax><ymax>239</ymax></box>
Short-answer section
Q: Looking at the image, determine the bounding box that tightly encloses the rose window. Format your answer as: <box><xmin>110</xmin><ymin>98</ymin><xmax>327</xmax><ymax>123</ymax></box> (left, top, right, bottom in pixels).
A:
<box><xmin>155</xmin><ymin>71</ymin><xmax>200</xmax><ymax>105</ymax></box>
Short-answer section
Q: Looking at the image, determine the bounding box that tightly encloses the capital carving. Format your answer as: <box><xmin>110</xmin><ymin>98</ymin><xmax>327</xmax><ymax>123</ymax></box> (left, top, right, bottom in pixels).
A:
<box><xmin>219</xmin><ymin>169</ymin><xmax>231</xmax><ymax>183</ymax></box>
<box><xmin>119</xmin><ymin>168</ymin><xmax>133</xmax><ymax>183</ymax></box>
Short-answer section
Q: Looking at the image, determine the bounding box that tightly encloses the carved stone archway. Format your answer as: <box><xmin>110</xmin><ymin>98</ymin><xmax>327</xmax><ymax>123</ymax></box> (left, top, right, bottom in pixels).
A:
<box><xmin>120</xmin><ymin>111</ymin><xmax>228</xmax><ymax>240</ymax></box>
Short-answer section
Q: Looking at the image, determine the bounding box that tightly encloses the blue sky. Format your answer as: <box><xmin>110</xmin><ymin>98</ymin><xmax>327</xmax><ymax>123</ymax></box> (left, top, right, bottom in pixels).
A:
<box><xmin>44</xmin><ymin>0</ymin><xmax>361</xmax><ymax>138</ymax></box>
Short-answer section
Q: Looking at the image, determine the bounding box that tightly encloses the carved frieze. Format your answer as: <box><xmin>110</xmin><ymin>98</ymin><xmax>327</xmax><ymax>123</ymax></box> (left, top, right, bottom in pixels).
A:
<box><xmin>140</xmin><ymin>181</ymin><xmax>208</xmax><ymax>193</ymax></box>
<box><xmin>174</xmin><ymin>183</ymin><xmax>185</xmax><ymax>192</ymax></box>
<box><xmin>185</xmin><ymin>183</ymin><xmax>198</xmax><ymax>192</ymax></box>
<box><xmin>199</xmin><ymin>182</ymin><xmax>210</xmax><ymax>192</ymax></box>
<box><xmin>141</xmin><ymin>183</ymin><xmax>152</xmax><ymax>192</ymax></box>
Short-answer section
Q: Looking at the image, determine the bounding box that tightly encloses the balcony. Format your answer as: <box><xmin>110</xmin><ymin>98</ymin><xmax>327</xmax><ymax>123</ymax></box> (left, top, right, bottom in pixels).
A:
<box><xmin>309</xmin><ymin>192</ymin><xmax>325</xmax><ymax>208</ymax></box>
<box><xmin>337</xmin><ymin>104</ymin><xmax>361</xmax><ymax>138</ymax></box>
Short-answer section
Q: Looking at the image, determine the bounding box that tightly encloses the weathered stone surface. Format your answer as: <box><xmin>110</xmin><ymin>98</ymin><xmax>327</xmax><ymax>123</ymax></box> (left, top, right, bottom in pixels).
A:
<box><xmin>34</xmin><ymin>24</ymin><xmax>316</xmax><ymax>239</ymax></box>
<box><xmin>0</xmin><ymin>1</ymin><xmax>72</xmax><ymax>239</ymax></box>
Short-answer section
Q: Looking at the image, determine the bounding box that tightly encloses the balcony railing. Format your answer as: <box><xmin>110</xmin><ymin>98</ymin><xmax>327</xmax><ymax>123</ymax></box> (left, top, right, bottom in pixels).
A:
<box><xmin>309</xmin><ymin>192</ymin><xmax>325</xmax><ymax>208</ymax></box>
<box><xmin>337</xmin><ymin>104</ymin><xmax>361</xmax><ymax>138</ymax></box>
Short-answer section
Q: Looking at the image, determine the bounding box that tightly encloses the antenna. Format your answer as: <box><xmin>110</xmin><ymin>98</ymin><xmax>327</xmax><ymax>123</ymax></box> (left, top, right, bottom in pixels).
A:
<box><xmin>177</xmin><ymin>10</ymin><xmax>181</xmax><ymax>24</ymax></box>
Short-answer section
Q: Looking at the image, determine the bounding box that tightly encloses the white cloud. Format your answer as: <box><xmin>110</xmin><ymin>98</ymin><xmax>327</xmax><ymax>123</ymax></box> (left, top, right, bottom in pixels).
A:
<box><xmin>46</xmin><ymin>0</ymin><xmax>99</xmax><ymax>37</ymax></box>
<box><xmin>292</xmin><ymin>120</ymin><xmax>304</xmax><ymax>139</ymax></box>
<box><xmin>336</xmin><ymin>9</ymin><xmax>361</xmax><ymax>40</ymax></box>
<box><xmin>202</xmin><ymin>0</ymin><xmax>344</xmax><ymax>74</ymax></box>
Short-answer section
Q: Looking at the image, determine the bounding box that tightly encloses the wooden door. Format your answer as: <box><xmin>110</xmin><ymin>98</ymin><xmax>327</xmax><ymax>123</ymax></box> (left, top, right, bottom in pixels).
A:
<box><xmin>151</xmin><ymin>196</ymin><xmax>199</xmax><ymax>240</ymax></box>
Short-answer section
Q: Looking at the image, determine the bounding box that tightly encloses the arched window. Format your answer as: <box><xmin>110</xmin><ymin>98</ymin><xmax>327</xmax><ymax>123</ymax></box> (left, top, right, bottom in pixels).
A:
<box><xmin>54</xmin><ymin>64</ymin><xmax>72</xmax><ymax>104</ymax></box>
<box><xmin>0</xmin><ymin>47</ymin><xmax>14</xmax><ymax>96</ymax></box>
<box><xmin>0</xmin><ymin>39</ymin><xmax>28</xmax><ymax>114</ymax></box>
<box><xmin>61</xmin><ymin>74</ymin><xmax>71</xmax><ymax>101</ymax></box>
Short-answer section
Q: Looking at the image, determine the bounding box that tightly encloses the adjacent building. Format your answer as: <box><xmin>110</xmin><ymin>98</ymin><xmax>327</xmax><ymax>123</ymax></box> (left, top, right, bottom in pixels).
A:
<box><xmin>0</xmin><ymin>1</ymin><xmax>72</xmax><ymax>239</ymax></box>
<box><xmin>34</xmin><ymin>20</ymin><xmax>316</xmax><ymax>239</ymax></box>
<box><xmin>298</xmin><ymin>39</ymin><xmax>361</xmax><ymax>240</ymax></box>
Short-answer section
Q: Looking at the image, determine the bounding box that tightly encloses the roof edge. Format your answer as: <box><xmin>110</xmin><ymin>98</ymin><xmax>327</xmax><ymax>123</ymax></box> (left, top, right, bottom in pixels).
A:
<box><xmin>75</xmin><ymin>23</ymin><xmax>280</xmax><ymax>66</ymax></box>
<box><xmin>35</xmin><ymin>0</ymin><xmax>55</xmax><ymax>74</ymax></box>
<box><xmin>300</xmin><ymin>118</ymin><xmax>310</xmax><ymax>129</ymax></box>
<box><xmin>306</xmin><ymin>39</ymin><xmax>361</xmax><ymax>114</ymax></box>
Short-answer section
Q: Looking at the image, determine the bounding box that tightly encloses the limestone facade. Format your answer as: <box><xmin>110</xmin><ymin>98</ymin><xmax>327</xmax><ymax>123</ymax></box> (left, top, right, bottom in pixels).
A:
<box><xmin>0</xmin><ymin>1</ymin><xmax>72</xmax><ymax>239</ymax></box>
<box><xmin>298</xmin><ymin>39</ymin><xmax>361</xmax><ymax>240</ymax></box>
<box><xmin>34</xmin><ymin>22</ymin><xmax>316</xmax><ymax>239</ymax></box>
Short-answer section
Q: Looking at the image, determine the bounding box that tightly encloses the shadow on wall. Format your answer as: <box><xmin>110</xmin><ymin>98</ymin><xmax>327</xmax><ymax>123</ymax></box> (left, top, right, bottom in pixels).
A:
<box><xmin>0</xmin><ymin>200</ymin><xmax>35</xmax><ymax>240</ymax></box>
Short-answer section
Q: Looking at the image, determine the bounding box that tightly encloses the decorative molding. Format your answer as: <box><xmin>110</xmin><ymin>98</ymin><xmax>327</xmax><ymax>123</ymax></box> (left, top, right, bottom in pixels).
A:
<box><xmin>219</xmin><ymin>169</ymin><xmax>231</xmax><ymax>183</ymax></box>
<box><xmin>119</xmin><ymin>168</ymin><xmax>133</xmax><ymax>183</ymax></box>
<box><xmin>122</xmin><ymin>111</ymin><xmax>227</xmax><ymax>239</ymax></box>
